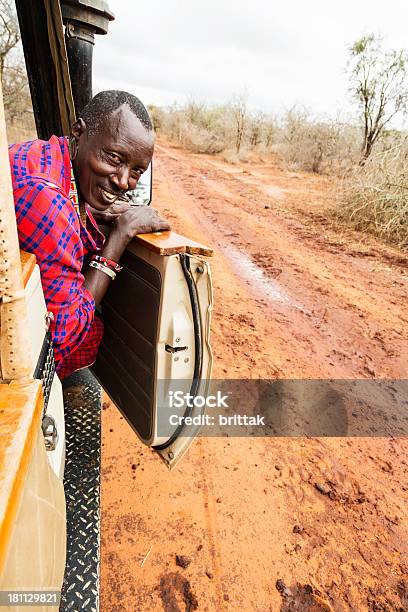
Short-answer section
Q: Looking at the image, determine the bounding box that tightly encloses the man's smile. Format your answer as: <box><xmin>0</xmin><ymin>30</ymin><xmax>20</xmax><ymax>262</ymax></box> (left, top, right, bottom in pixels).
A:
<box><xmin>98</xmin><ymin>185</ymin><xmax>122</xmax><ymax>204</ymax></box>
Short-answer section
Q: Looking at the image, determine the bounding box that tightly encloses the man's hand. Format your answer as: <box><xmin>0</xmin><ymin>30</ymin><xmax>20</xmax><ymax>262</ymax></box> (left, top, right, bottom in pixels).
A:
<box><xmin>88</xmin><ymin>198</ymin><xmax>131</xmax><ymax>224</ymax></box>
<box><xmin>113</xmin><ymin>206</ymin><xmax>171</xmax><ymax>243</ymax></box>
<box><xmin>100</xmin><ymin>206</ymin><xmax>171</xmax><ymax>263</ymax></box>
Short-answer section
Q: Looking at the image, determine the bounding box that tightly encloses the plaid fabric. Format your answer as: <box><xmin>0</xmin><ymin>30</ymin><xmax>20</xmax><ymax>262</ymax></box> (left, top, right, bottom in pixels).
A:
<box><xmin>9</xmin><ymin>135</ymin><xmax>105</xmax><ymax>379</ymax></box>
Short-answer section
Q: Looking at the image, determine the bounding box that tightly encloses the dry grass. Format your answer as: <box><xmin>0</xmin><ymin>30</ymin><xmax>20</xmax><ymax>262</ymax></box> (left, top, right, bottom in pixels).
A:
<box><xmin>335</xmin><ymin>141</ymin><xmax>408</xmax><ymax>249</ymax></box>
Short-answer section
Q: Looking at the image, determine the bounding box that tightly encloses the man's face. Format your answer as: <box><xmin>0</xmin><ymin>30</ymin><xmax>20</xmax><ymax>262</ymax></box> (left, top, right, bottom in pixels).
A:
<box><xmin>71</xmin><ymin>104</ymin><xmax>154</xmax><ymax>211</ymax></box>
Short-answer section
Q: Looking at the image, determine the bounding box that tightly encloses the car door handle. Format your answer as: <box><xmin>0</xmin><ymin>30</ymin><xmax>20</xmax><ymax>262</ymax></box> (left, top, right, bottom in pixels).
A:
<box><xmin>165</xmin><ymin>344</ymin><xmax>188</xmax><ymax>354</ymax></box>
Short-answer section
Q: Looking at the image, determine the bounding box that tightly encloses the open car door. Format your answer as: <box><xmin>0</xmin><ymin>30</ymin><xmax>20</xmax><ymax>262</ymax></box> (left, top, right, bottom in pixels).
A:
<box><xmin>92</xmin><ymin>231</ymin><xmax>213</xmax><ymax>469</ymax></box>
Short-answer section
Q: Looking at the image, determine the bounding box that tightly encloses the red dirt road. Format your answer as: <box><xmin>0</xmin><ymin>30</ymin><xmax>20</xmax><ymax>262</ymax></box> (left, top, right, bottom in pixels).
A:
<box><xmin>100</xmin><ymin>141</ymin><xmax>408</xmax><ymax>611</ymax></box>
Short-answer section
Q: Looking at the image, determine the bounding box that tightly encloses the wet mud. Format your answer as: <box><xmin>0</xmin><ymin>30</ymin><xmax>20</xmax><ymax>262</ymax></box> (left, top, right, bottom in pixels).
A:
<box><xmin>100</xmin><ymin>141</ymin><xmax>408</xmax><ymax>611</ymax></box>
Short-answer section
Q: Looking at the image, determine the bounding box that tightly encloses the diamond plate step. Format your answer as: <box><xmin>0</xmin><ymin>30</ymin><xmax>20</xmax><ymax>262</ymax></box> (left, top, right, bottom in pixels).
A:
<box><xmin>60</xmin><ymin>369</ymin><xmax>101</xmax><ymax>612</ymax></box>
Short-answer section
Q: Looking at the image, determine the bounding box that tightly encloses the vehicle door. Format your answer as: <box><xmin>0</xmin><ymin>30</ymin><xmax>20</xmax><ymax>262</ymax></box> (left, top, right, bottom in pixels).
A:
<box><xmin>92</xmin><ymin>222</ymin><xmax>213</xmax><ymax>468</ymax></box>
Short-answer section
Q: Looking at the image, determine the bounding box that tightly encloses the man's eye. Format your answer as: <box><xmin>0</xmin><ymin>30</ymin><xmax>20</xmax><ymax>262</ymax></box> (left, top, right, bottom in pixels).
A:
<box><xmin>106</xmin><ymin>152</ymin><xmax>121</xmax><ymax>164</ymax></box>
<box><xmin>130</xmin><ymin>170</ymin><xmax>142</xmax><ymax>180</ymax></box>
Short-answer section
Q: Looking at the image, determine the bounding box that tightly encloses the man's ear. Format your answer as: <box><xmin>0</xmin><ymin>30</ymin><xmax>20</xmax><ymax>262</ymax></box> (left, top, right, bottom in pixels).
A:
<box><xmin>70</xmin><ymin>118</ymin><xmax>87</xmax><ymax>140</ymax></box>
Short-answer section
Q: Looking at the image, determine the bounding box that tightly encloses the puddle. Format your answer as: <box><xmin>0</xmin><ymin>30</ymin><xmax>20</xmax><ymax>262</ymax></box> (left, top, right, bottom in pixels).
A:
<box><xmin>222</xmin><ymin>244</ymin><xmax>305</xmax><ymax>311</ymax></box>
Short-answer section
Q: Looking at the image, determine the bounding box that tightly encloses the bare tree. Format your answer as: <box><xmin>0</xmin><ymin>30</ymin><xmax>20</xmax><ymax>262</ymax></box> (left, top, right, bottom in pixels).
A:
<box><xmin>264</xmin><ymin>118</ymin><xmax>275</xmax><ymax>149</ymax></box>
<box><xmin>185</xmin><ymin>97</ymin><xmax>205</xmax><ymax>125</ymax></box>
<box><xmin>249</xmin><ymin>111</ymin><xmax>265</xmax><ymax>147</ymax></box>
<box><xmin>0</xmin><ymin>0</ymin><xmax>20</xmax><ymax>75</ymax></box>
<box><xmin>348</xmin><ymin>34</ymin><xmax>408</xmax><ymax>163</ymax></box>
<box><xmin>232</xmin><ymin>93</ymin><xmax>247</xmax><ymax>154</ymax></box>
<box><xmin>0</xmin><ymin>0</ymin><xmax>34</xmax><ymax>137</ymax></box>
<box><xmin>2</xmin><ymin>64</ymin><xmax>31</xmax><ymax>120</ymax></box>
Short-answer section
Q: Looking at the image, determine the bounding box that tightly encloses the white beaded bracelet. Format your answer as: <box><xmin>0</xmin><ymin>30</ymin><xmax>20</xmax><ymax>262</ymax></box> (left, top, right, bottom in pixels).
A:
<box><xmin>89</xmin><ymin>260</ymin><xmax>116</xmax><ymax>280</ymax></box>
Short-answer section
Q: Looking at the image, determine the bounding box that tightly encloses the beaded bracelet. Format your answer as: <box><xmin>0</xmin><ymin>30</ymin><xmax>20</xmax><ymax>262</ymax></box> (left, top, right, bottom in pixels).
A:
<box><xmin>91</xmin><ymin>254</ymin><xmax>123</xmax><ymax>272</ymax></box>
<box><xmin>89</xmin><ymin>260</ymin><xmax>116</xmax><ymax>280</ymax></box>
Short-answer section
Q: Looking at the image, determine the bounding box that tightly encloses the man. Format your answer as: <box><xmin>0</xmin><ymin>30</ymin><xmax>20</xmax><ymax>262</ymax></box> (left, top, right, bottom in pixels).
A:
<box><xmin>9</xmin><ymin>90</ymin><xmax>169</xmax><ymax>379</ymax></box>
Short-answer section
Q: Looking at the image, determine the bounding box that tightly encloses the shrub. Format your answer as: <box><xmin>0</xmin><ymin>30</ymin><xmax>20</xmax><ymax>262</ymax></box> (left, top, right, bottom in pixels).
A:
<box><xmin>152</xmin><ymin>103</ymin><xmax>230</xmax><ymax>153</ymax></box>
<box><xmin>276</xmin><ymin>108</ymin><xmax>360</xmax><ymax>174</ymax></box>
<box><xmin>336</xmin><ymin>139</ymin><xmax>408</xmax><ymax>248</ymax></box>
<box><xmin>151</xmin><ymin>100</ymin><xmax>278</xmax><ymax>156</ymax></box>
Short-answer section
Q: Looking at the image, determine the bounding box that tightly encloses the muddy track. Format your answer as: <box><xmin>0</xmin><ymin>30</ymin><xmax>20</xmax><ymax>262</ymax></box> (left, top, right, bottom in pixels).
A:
<box><xmin>100</xmin><ymin>141</ymin><xmax>408</xmax><ymax>611</ymax></box>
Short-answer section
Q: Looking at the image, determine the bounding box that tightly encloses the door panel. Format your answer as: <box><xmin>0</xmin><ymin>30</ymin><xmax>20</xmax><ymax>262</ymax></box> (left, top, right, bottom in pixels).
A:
<box><xmin>92</xmin><ymin>233</ymin><xmax>213</xmax><ymax>467</ymax></box>
<box><xmin>93</xmin><ymin>250</ymin><xmax>161</xmax><ymax>441</ymax></box>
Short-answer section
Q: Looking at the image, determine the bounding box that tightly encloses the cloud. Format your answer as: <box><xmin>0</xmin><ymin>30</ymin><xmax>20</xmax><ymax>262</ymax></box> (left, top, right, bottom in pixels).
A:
<box><xmin>93</xmin><ymin>0</ymin><xmax>408</xmax><ymax>118</ymax></box>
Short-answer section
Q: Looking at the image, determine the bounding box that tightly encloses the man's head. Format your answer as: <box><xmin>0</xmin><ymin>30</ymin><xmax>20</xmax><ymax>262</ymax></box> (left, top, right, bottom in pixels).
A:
<box><xmin>70</xmin><ymin>90</ymin><xmax>154</xmax><ymax>211</ymax></box>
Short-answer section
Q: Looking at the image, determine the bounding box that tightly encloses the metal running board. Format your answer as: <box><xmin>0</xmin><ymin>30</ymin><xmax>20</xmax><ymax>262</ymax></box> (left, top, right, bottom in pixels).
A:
<box><xmin>60</xmin><ymin>369</ymin><xmax>101</xmax><ymax>612</ymax></box>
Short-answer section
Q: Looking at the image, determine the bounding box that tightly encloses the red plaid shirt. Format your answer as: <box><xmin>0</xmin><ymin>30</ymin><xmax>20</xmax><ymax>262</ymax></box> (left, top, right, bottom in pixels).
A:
<box><xmin>9</xmin><ymin>135</ymin><xmax>105</xmax><ymax>380</ymax></box>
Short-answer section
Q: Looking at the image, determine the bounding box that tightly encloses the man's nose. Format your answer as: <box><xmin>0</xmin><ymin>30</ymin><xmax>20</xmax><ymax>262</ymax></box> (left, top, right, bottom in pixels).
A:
<box><xmin>110</xmin><ymin>167</ymin><xmax>130</xmax><ymax>191</ymax></box>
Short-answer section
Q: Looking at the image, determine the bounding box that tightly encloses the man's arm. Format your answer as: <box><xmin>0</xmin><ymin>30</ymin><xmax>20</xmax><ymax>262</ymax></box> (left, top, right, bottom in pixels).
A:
<box><xmin>83</xmin><ymin>205</ymin><xmax>170</xmax><ymax>306</ymax></box>
<box><xmin>14</xmin><ymin>183</ymin><xmax>101</xmax><ymax>365</ymax></box>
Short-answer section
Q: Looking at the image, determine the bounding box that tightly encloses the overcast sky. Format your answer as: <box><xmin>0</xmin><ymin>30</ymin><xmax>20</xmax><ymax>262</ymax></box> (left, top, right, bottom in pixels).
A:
<box><xmin>93</xmin><ymin>0</ymin><xmax>408</xmax><ymax>121</ymax></box>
